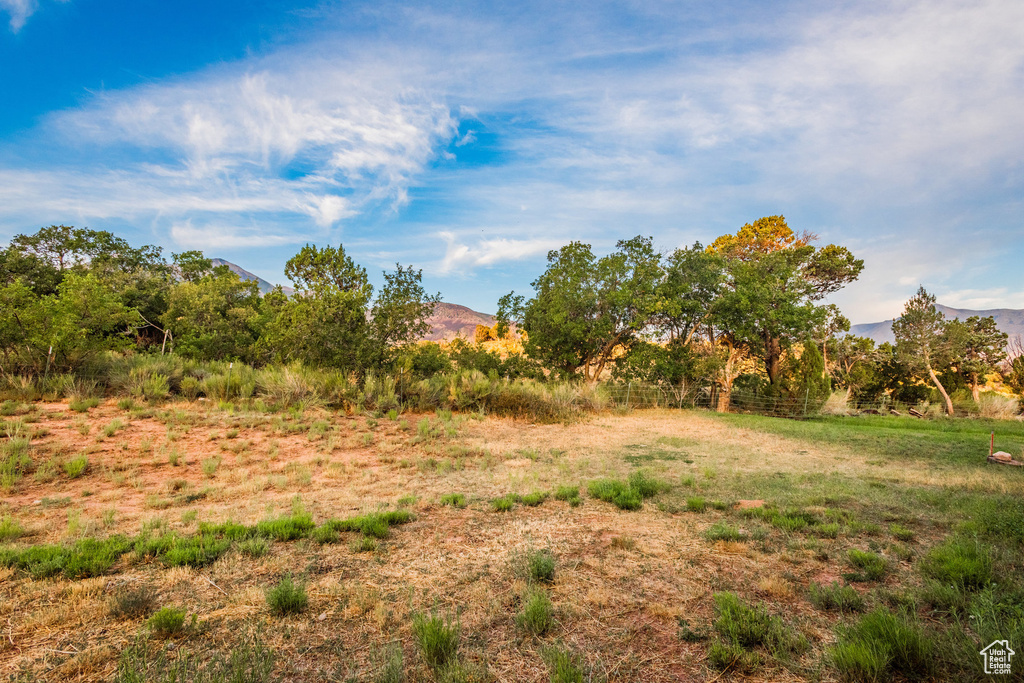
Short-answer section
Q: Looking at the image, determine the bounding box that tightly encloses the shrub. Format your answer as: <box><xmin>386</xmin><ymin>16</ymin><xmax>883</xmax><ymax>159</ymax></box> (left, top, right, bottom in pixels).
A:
<box><xmin>490</xmin><ymin>495</ymin><xmax>516</xmax><ymax>512</ymax></box>
<box><xmin>148</xmin><ymin>606</ymin><xmax>187</xmax><ymax>637</ymax></box>
<box><xmin>847</xmin><ymin>549</ymin><xmax>888</xmax><ymax>581</ymax></box>
<box><xmin>587</xmin><ymin>478</ymin><xmax>642</xmax><ymax>510</ymax></box>
<box><xmin>266</xmin><ymin>576</ymin><xmax>308</xmax><ymax>616</ymax></box>
<box><xmin>440</xmin><ymin>493</ymin><xmax>467</xmax><ymax>508</ymax></box>
<box><xmin>543</xmin><ymin>646</ymin><xmax>584</xmax><ymax>683</ymax></box>
<box><xmin>0</xmin><ymin>515</ymin><xmax>25</xmax><ymax>541</ymax></box>
<box><xmin>527</xmin><ymin>548</ymin><xmax>556</xmax><ymax>583</ymax></box>
<box><xmin>311</xmin><ymin>526</ymin><xmax>340</xmax><ymax>544</ymax></box>
<box><xmin>517</xmin><ymin>589</ymin><xmax>554</xmax><ymax>635</ymax></box>
<box><xmin>627</xmin><ymin>469</ymin><xmax>671</xmax><ymax>498</ymax></box>
<box><xmin>707</xmin><ymin>639</ymin><xmax>760</xmax><ymax>672</ymax></box>
<box><xmin>1</xmin><ymin>436</ymin><xmax>32</xmax><ymax>489</ymax></box>
<box><xmin>202</xmin><ymin>456</ymin><xmax>221</xmax><ymax>477</ymax></box>
<box><xmin>69</xmin><ymin>397</ymin><xmax>100</xmax><ymax>413</ymax></box>
<box><xmin>554</xmin><ymin>485</ymin><xmax>581</xmax><ymax>507</ymax></box>
<box><xmin>521</xmin><ymin>490</ymin><xmax>549</xmax><ymax>507</ymax></box>
<box><xmin>0</xmin><ymin>536</ymin><xmax>132</xmax><ymax>579</ymax></box>
<box><xmin>919</xmin><ymin>537</ymin><xmax>992</xmax><ymax>590</ymax></box>
<box><xmin>808</xmin><ymin>581</ymin><xmax>865</xmax><ymax>613</ymax></box>
<box><xmin>829</xmin><ymin>607</ymin><xmax>934</xmax><ymax>681</ymax></box>
<box><xmin>412</xmin><ymin>611</ymin><xmax>459</xmax><ymax>670</ymax></box>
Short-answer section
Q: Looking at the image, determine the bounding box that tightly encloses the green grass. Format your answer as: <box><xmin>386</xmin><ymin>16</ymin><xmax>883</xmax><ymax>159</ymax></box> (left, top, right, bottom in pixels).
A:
<box><xmin>713</xmin><ymin>592</ymin><xmax>808</xmax><ymax>659</ymax></box>
<box><xmin>412</xmin><ymin>611</ymin><xmax>460</xmax><ymax>670</ymax></box>
<box><xmin>63</xmin><ymin>454</ymin><xmax>89</xmax><ymax>478</ymax></box>
<box><xmin>266</xmin><ymin>576</ymin><xmax>308</xmax><ymax>615</ymax></box>
<box><xmin>517</xmin><ymin>588</ymin><xmax>554</xmax><ymax>635</ymax></box>
<box><xmin>890</xmin><ymin>524</ymin><xmax>915</xmax><ymax>542</ymax></box>
<box><xmin>148</xmin><ymin>606</ymin><xmax>188</xmax><ymax>637</ymax></box>
<box><xmin>543</xmin><ymin>646</ymin><xmax>585</xmax><ymax>683</ymax></box>
<box><xmin>69</xmin><ymin>397</ymin><xmax>100</xmax><ymax>413</ymax></box>
<box><xmin>0</xmin><ymin>515</ymin><xmax>26</xmax><ymax>541</ymax></box>
<box><xmin>808</xmin><ymin>581</ymin><xmax>865</xmax><ymax>613</ymax></box>
<box><xmin>829</xmin><ymin>607</ymin><xmax>934</xmax><ymax>681</ymax></box>
<box><xmin>440</xmin><ymin>493</ymin><xmax>467</xmax><ymax>508</ymax></box>
<box><xmin>919</xmin><ymin>537</ymin><xmax>992</xmax><ymax>590</ymax></box>
<box><xmin>1</xmin><ymin>436</ymin><xmax>31</xmax><ymax>489</ymax></box>
<box><xmin>846</xmin><ymin>549</ymin><xmax>888</xmax><ymax>582</ymax></box>
<box><xmin>685</xmin><ymin>496</ymin><xmax>706</xmax><ymax>512</ymax></box>
<box><xmin>526</xmin><ymin>548</ymin><xmax>556</xmax><ymax>583</ymax></box>
<box><xmin>490</xmin><ymin>494</ymin><xmax>517</xmax><ymax>512</ymax></box>
<box><xmin>554</xmin><ymin>484</ymin><xmax>582</xmax><ymax>506</ymax></box>
<box><xmin>114</xmin><ymin>638</ymin><xmax>274</xmax><ymax>683</ymax></box>
<box><xmin>255</xmin><ymin>513</ymin><xmax>315</xmax><ymax>541</ymax></box>
<box><xmin>0</xmin><ymin>535</ymin><xmax>132</xmax><ymax>579</ymax></box>
<box><xmin>704</xmin><ymin>522</ymin><xmax>744</xmax><ymax>542</ymax></box>
<box><xmin>587</xmin><ymin>470</ymin><xmax>670</xmax><ymax>511</ymax></box>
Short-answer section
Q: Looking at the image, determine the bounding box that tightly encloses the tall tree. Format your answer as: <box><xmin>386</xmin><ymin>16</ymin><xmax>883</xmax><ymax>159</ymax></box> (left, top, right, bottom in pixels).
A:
<box><xmin>892</xmin><ymin>286</ymin><xmax>954</xmax><ymax>415</ymax></box>
<box><xmin>943</xmin><ymin>316</ymin><xmax>1007</xmax><ymax>402</ymax></box>
<box><xmin>708</xmin><ymin>216</ymin><xmax>863</xmax><ymax>388</ymax></box>
<box><xmin>498</xmin><ymin>236</ymin><xmax>662</xmax><ymax>381</ymax></box>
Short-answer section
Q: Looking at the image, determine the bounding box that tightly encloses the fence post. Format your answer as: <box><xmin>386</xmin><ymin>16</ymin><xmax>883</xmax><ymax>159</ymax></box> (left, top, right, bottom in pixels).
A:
<box><xmin>626</xmin><ymin>381</ymin><xmax>631</xmax><ymax>409</ymax></box>
<box><xmin>43</xmin><ymin>345</ymin><xmax>53</xmax><ymax>382</ymax></box>
<box><xmin>804</xmin><ymin>388</ymin><xmax>810</xmax><ymax>416</ymax></box>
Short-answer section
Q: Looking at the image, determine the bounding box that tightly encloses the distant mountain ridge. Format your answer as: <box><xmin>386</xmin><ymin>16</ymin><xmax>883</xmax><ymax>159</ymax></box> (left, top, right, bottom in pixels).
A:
<box><xmin>212</xmin><ymin>259</ymin><xmax>493</xmax><ymax>342</ymax></box>
<box><xmin>850</xmin><ymin>304</ymin><xmax>1024</xmax><ymax>347</ymax></box>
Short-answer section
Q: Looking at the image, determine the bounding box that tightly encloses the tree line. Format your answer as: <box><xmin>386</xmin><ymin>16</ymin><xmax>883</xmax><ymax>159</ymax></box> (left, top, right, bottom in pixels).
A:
<box><xmin>1</xmin><ymin>220</ymin><xmax>1018</xmax><ymax>414</ymax></box>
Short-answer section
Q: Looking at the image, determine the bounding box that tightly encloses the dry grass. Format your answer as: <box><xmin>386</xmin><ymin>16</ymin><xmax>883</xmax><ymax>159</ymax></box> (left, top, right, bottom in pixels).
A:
<box><xmin>0</xmin><ymin>402</ymin><xmax>1021</xmax><ymax>681</ymax></box>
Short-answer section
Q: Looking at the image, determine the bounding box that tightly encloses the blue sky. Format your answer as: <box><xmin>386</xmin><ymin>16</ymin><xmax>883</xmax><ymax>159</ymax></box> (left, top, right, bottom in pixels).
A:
<box><xmin>1</xmin><ymin>0</ymin><xmax>1022</xmax><ymax>322</ymax></box>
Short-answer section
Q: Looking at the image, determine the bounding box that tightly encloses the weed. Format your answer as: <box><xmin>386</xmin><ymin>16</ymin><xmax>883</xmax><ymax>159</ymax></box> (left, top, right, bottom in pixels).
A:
<box><xmin>526</xmin><ymin>548</ymin><xmax>556</xmax><ymax>583</ymax></box>
<box><xmin>610</xmin><ymin>535</ymin><xmax>636</xmax><ymax>551</ymax></box>
<box><xmin>397</xmin><ymin>494</ymin><xmax>417</xmax><ymax>508</ymax></box>
<box><xmin>554</xmin><ymin>484</ymin><xmax>582</xmax><ymax>507</ymax></box>
<box><xmin>517</xmin><ymin>588</ymin><xmax>554</xmax><ymax>635</ymax></box>
<box><xmin>628</xmin><ymin>469</ymin><xmax>671</xmax><ymax>497</ymax></box>
<box><xmin>412</xmin><ymin>611</ymin><xmax>460</xmax><ymax>670</ymax></box>
<box><xmin>890</xmin><ymin>524</ymin><xmax>916</xmax><ymax>542</ymax></box>
<box><xmin>148</xmin><ymin>606</ymin><xmax>188</xmax><ymax>637</ymax></box>
<box><xmin>0</xmin><ymin>516</ymin><xmax>26</xmax><ymax>541</ymax></box>
<box><xmin>707</xmin><ymin>639</ymin><xmax>760</xmax><ymax>672</ymax></box>
<box><xmin>1</xmin><ymin>436</ymin><xmax>31</xmax><ymax>489</ymax></box>
<box><xmin>312</xmin><ymin>526</ymin><xmax>340</xmax><ymax>544</ymax></box>
<box><xmin>102</xmin><ymin>507</ymin><xmax>116</xmax><ymax>527</ymax></box>
<box><xmin>441</xmin><ymin>493</ymin><xmax>467</xmax><ymax>508</ymax></box>
<box><xmin>103</xmin><ymin>419</ymin><xmax>126</xmax><ymax>438</ymax></box>
<box><xmin>808</xmin><ymin>581</ymin><xmax>865</xmax><ymax>613</ymax></box>
<box><xmin>63</xmin><ymin>455</ymin><xmax>88</xmax><ymax>478</ymax></box>
<box><xmin>521</xmin><ymin>490</ymin><xmax>549</xmax><ymax>507</ymax></box>
<box><xmin>255</xmin><ymin>513</ymin><xmax>315</xmax><ymax>541</ymax></box>
<box><xmin>816</xmin><ymin>522</ymin><xmax>841</xmax><ymax>539</ymax></box>
<box><xmin>543</xmin><ymin>646</ymin><xmax>585</xmax><ymax>683</ymax></box>
<box><xmin>847</xmin><ymin>549</ymin><xmax>888</xmax><ymax>582</ymax></box>
<box><xmin>351</xmin><ymin>536</ymin><xmax>378</xmax><ymax>552</ymax></box>
<box><xmin>713</xmin><ymin>591</ymin><xmax>808</xmax><ymax>659</ymax></box>
<box><xmin>202</xmin><ymin>456</ymin><xmax>221</xmax><ymax>477</ymax></box>
<box><xmin>490</xmin><ymin>494</ymin><xmax>517</xmax><ymax>512</ymax></box>
<box><xmin>266</xmin><ymin>576</ymin><xmax>308</xmax><ymax>616</ymax></box>
<box><xmin>69</xmin><ymin>397</ymin><xmax>100</xmax><ymax>413</ymax></box>
<box><xmin>587</xmin><ymin>479</ymin><xmax>641</xmax><ymax>510</ymax></box>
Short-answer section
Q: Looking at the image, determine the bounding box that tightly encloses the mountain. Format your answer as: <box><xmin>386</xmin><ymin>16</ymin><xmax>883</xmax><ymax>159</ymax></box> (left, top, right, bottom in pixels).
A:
<box><xmin>211</xmin><ymin>259</ymin><xmax>294</xmax><ymax>296</ymax></box>
<box><xmin>850</xmin><ymin>305</ymin><xmax>1024</xmax><ymax>347</ymax></box>
<box><xmin>423</xmin><ymin>302</ymin><xmax>496</xmax><ymax>341</ymax></box>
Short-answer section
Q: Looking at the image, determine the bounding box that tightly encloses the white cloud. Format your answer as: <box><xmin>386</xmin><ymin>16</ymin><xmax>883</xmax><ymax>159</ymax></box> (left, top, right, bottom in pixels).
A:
<box><xmin>437</xmin><ymin>231</ymin><xmax>562</xmax><ymax>273</ymax></box>
<box><xmin>169</xmin><ymin>221</ymin><xmax>297</xmax><ymax>250</ymax></box>
<box><xmin>0</xmin><ymin>0</ymin><xmax>36</xmax><ymax>32</ymax></box>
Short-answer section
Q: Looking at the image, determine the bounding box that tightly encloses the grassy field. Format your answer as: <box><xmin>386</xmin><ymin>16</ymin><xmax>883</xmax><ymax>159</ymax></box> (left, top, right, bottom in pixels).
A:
<box><xmin>1</xmin><ymin>399</ymin><xmax>1023</xmax><ymax>682</ymax></box>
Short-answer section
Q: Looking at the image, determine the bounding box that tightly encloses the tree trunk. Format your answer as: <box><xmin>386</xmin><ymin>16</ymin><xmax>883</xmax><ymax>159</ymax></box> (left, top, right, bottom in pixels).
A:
<box><xmin>716</xmin><ymin>381</ymin><xmax>732</xmax><ymax>412</ymax></box>
<box><xmin>926</xmin><ymin>365</ymin><xmax>954</xmax><ymax>416</ymax></box>
<box><xmin>716</xmin><ymin>341</ymin><xmax>742</xmax><ymax>412</ymax></box>
<box><xmin>970</xmin><ymin>374</ymin><xmax>980</xmax><ymax>403</ymax></box>
<box><xmin>765</xmin><ymin>335</ymin><xmax>782</xmax><ymax>386</ymax></box>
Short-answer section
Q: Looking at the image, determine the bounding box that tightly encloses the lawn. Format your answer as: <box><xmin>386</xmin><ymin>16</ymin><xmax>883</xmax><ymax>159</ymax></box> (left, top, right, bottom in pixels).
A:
<box><xmin>1</xmin><ymin>400</ymin><xmax>1022</xmax><ymax>682</ymax></box>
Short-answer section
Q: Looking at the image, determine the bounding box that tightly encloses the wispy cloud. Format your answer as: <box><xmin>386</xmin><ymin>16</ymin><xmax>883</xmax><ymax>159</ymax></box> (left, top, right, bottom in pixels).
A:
<box><xmin>437</xmin><ymin>231</ymin><xmax>562</xmax><ymax>273</ymax></box>
<box><xmin>0</xmin><ymin>0</ymin><xmax>36</xmax><ymax>32</ymax></box>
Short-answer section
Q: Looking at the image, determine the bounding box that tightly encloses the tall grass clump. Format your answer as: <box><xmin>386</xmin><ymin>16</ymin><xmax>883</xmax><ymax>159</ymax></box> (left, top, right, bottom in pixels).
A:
<box><xmin>712</xmin><ymin>592</ymin><xmax>808</xmax><ymax>665</ymax></box>
<box><xmin>412</xmin><ymin>611</ymin><xmax>459</xmax><ymax>670</ymax></box>
<box><xmin>829</xmin><ymin>607</ymin><xmax>934</xmax><ymax>681</ymax></box>
<box><xmin>266</xmin><ymin>576</ymin><xmax>308</xmax><ymax>616</ymax></box>
<box><xmin>517</xmin><ymin>589</ymin><xmax>554</xmax><ymax>635</ymax></box>
<box><xmin>0</xmin><ymin>436</ymin><xmax>31</xmax><ymax>489</ymax></box>
<box><xmin>919</xmin><ymin>537</ymin><xmax>992</xmax><ymax>590</ymax></box>
<box><xmin>808</xmin><ymin>581</ymin><xmax>865</xmax><ymax>613</ymax></box>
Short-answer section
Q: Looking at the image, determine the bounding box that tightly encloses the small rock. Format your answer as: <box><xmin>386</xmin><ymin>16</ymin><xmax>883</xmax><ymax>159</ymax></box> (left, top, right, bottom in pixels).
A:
<box><xmin>317</xmin><ymin>612</ymin><xmax>327</xmax><ymax>621</ymax></box>
<box><xmin>992</xmin><ymin>451</ymin><xmax>1013</xmax><ymax>462</ymax></box>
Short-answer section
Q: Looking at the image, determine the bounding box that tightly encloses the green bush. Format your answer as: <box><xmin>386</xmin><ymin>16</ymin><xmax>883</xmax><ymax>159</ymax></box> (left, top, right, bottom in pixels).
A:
<box><xmin>490</xmin><ymin>494</ymin><xmax>516</xmax><ymax>512</ymax></box>
<box><xmin>686</xmin><ymin>496</ymin><xmax>707</xmax><ymax>512</ymax></box>
<box><xmin>554</xmin><ymin>485</ymin><xmax>581</xmax><ymax>506</ymax></box>
<box><xmin>713</xmin><ymin>592</ymin><xmax>808</xmax><ymax>658</ymax></box>
<box><xmin>255</xmin><ymin>513</ymin><xmax>315</xmax><ymax>541</ymax></box>
<box><xmin>919</xmin><ymin>537</ymin><xmax>992</xmax><ymax>590</ymax></box>
<box><xmin>266</xmin><ymin>576</ymin><xmax>308</xmax><ymax>616</ymax></box>
<box><xmin>847</xmin><ymin>549</ymin><xmax>888</xmax><ymax>582</ymax></box>
<box><xmin>0</xmin><ymin>535</ymin><xmax>132</xmax><ymax>579</ymax></box>
<box><xmin>64</xmin><ymin>454</ymin><xmax>89</xmax><ymax>479</ymax></box>
<box><xmin>627</xmin><ymin>469</ymin><xmax>671</xmax><ymax>498</ymax></box>
<box><xmin>527</xmin><ymin>548</ymin><xmax>556</xmax><ymax>584</ymax></box>
<box><xmin>148</xmin><ymin>606</ymin><xmax>187</xmax><ymax>637</ymax></box>
<box><xmin>808</xmin><ymin>581</ymin><xmax>865</xmax><ymax>613</ymax></box>
<box><xmin>829</xmin><ymin>607</ymin><xmax>934</xmax><ymax>681</ymax></box>
<box><xmin>543</xmin><ymin>646</ymin><xmax>585</xmax><ymax>683</ymax></box>
<box><xmin>521</xmin><ymin>490</ymin><xmax>549</xmax><ymax>507</ymax></box>
<box><xmin>412</xmin><ymin>611</ymin><xmax>460</xmax><ymax>670</ymax></box>
<box><xmin>517</xmin><ymin>589</ymin><xmax>554</xmax><ymax>635</ymax></box>
<box><xmin>237</xmin><ymin>537</ymin><xmax>269</xmax><ymax>558</ymax></box>
<box><xmin>311</xmin><ymin>526</ymin><xmax>340</xmax><ymax>544</ymax></box>
<box><xmin>440</xmin><ymin>493</ymin><xmax>467</xmax><ymax>508</ymax></box>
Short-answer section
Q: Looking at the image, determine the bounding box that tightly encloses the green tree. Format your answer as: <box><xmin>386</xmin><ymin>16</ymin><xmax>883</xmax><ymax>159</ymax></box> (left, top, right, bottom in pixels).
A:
<box><xmin>498</xmin><ymin>236</ymin><xmax>663</xmax><ymax>381</ymax></box>
<box><xmin>367</xmin><ymin>264</ymin><xmax>440</xmax><ymax>367</ymax></box>
<box><xmin>892</xmin><ymin>286</ymin><xmax>954</xmax><ymax>415</ymax></box>
<box><xmin>827</xmin><ymin>335</ymin><xmax>877</xmax><ymax>400</ymax></box>
<box><xmin>161</xmin><ymin>269</ymin><xmax>264</xmax><ymax>362</ymax></box>
<box><xmin>709</xmin><ymin>216</ymin><xmax>863</xmax><ymax>388</ymax></box>
<box><xmin>943</xmin><ymin>316</ymin><xmax>1007</xmax><ymax>402</ymax></box>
